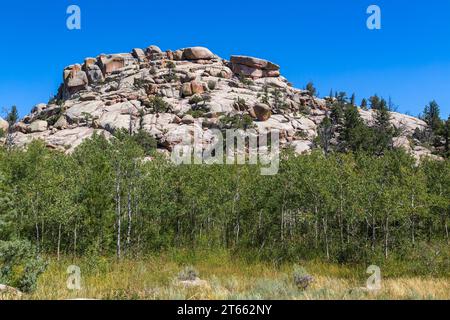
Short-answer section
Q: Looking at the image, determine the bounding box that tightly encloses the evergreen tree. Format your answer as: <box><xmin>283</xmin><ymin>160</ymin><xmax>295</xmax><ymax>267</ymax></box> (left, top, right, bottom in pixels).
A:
<box><xmin>350</xmin><ymin>93</ymin><xmax>356</xmax><ymax>106</ymax></box>
<box><xmin>306</xmin><ymin>82</ymin><xmax>316</xmax><ymax>97</ymax></box>
<box><xmin>361</xmin><ymin>98</ymin><xmax>368</xmax><ymax>110</ymax></box>
<box><xmin>341</xmin><ymin>104</ymin><xmax>371</xmax><ymax>153</ymax></box>
<box><xmin>318</xmin><ymin>115</ymin><xmax>333</xmax><ymax>155</ymax></box>
<box><xmin>422</xmin><ymin>100</ymin><xmax>443</xmax><ymax>133</ymax></box>
<box><xmin>5</xmin><ymin>105</ymin><xmax>19</xmax><ymax>126</ymax></box>
<box><xmin>445</xmin><ymin>116</ymin><xmax>450</xmax><ymax>157</ymax></box>
<box><xmin>373</xmin><ymin>104</ymin><xmax>394</xmax><ymax>154</ymax></box>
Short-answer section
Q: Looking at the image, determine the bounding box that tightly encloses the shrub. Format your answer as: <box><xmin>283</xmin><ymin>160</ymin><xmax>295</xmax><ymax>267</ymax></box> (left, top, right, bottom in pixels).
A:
<box><xmin>0</xmin><ymin>240</ymin><xmax>47</xmax><ymax>293</ymax></box>
<box><xmin>0</xmin><ymin>128</ymin><xmax>5</xmax><ymax>138</ymax></box>
<box><xmin>219</xmin><ymin>114</ymin><xmax>255</xmax><ymax>130</ymax></box>
<box><xmin>149</xmin><ymin>67</ymin><xmax>157</xmax><ymax>75</ymax></box>
<box><xmin>207</xmin><ymin>80</ymin><xmax>217</xmax><ymax>91</ymax></box>
<box><xmin>133</xmin><ymin>130</ymin><xmax>157</xmax><ymax>155</ymax></box>
<box><xmin>189</xmin><ymin>95</ymin><xmax>204</xmax><ymax>106</ymax></box>
<box><xmin>187</xmin><ymin>110</ymin><xmax>206</xmax><ymax>118</ymax></box>
<box><xmin>292</xmin><ymin>265</ymin><xmax>314</xmax><ymax>290</ymax></box>
<box><xmin>239</xmin><ymin>75</ymin><xmax>254</xmax><ymax>87</ymax></box>
<box><xmin>306</xmin><ymin>82</ymin><xmax>317</xmax><ymax>96</ymax></box>
<box><xmin>149</xmin><ymin>96</ymin><xmax>172</xmax><ymax>113</ymax></box>
<box><xmin>166</xmin><ymin>61</ymin><xmax>176</xmax><ymax>69</ymax></box>
<box><xmin>178</xmin><ymin>266</ymin><xmax>199</xmax><ymax>281</ymax></box>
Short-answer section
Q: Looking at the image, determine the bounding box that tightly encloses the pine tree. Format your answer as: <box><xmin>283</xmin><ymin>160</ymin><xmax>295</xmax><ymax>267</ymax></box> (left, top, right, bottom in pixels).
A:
<box><xmin>361</xmin><ymin>98</ymin><xmax>368</xmax><ymax>110</ymax></box>
<box><xmin>318</xmin><ymin>115</ymin><xmax>333</xmax><ymax>155</ymax></box>
<box><xmin>422</xmin><ymin>100</ymin><xmax>443</xmax><ymax>133</ymax></box>
<box><xmin>341</xmin><ymin>104</ymin><xmax>371</xmax><ymax>152</ymax></box>
<box><xmin>306</xmin><ymin>82</ymin><xmax>316</xmax><ymax>97</ymax></box>
<box><xmin>350</xmin><ymin>93</ymin><xmax>356</xmax><ymax>106</ymax></box>
<box><xmin>445</xmin><ymin>116</ymin><xmax>450</xmax><ymax>157</ymax></box>
<box><xmin>373</xmin><ymin>104</ymin><xmax>394</xmax><ymax>154</ymax></box>
<box><xmin>5</xmin><ymin>106</ymin><xmax>19</xmax><ymax>127</ymax></box>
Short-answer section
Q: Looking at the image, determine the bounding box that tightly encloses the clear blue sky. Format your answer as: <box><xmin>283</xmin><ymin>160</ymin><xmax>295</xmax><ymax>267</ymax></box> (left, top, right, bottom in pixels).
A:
<box><xmin>0</xmin><ymin>0</ymin><xmax>449</xmax><ymax>118</ymax></box>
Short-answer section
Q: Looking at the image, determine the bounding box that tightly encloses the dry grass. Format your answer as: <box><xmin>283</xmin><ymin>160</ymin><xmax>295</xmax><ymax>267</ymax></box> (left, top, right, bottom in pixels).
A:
<box><xmin>2</xmin><ymin>251</ymin><xmax>449</xmax><ymax>300</ymax></box>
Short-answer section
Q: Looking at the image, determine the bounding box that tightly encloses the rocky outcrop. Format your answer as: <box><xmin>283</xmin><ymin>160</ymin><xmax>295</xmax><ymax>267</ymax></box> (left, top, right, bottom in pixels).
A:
<box><xmin>253</xmin><ymin>103</ymin><xmax>272</xmax><ymax>121</ymax></box>
<box><xmin>83</xmin><ymin>58</ymin><xmax>104</xmax><ymax>84</ymax></box>
<box><xmin>29</xmin><ymin>120</ymin><xmax>48</xmax><ymax>133</ymax></box>
<box><xmin>0</xmin><ymin>284</ymin><xmax>22</xmax><ymax>298</ymax></box>
<box><xmin>63</xmin><ymin>64</ymin><xmax>88</xmax><ymax>95</ymax></box>
<box><xmin>4</xmin><ymin>43</ymin><xmax>436</xmax><ymax>160</ymax></box>
<box><xmin>230</xmin><ymin>55</ymin><xmax>280</xmax><ymax>79</ymax></box>
<box><xmin>183</xmin><ymin>47</ymin><xmax>214</xmax><ymax>60</ymax></box>
<box><xmin>0</xmin><ymin>117</ymin><xmax>8</xmax><ymax>133</ymax></box>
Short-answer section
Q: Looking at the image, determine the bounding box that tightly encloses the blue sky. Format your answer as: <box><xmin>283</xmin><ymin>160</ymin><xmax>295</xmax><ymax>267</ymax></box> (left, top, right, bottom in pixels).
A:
<box><xmin>0</xmin><ymin>0</ymin><xmax>449</xmax><ymax>118</ymax></box>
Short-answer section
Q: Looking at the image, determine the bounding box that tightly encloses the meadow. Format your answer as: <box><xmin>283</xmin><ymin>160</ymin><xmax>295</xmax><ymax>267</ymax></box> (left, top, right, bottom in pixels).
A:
<box><xmin>5</xmin><ymin>250</ymin><xmax>447</xmax><ymax>300</ymax></box>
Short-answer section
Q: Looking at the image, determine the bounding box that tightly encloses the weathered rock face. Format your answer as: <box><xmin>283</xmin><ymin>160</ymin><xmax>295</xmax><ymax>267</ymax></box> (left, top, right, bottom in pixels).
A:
<box><xmin>230</xmin><ymin>55</ymin><xmax>280</xmax><ymax>79</ymax></box>
<box><xmin>64</xmin><ymin>64</ymin><xmax>88</xmax><ymax>95</ymax></box>
<box><xmin>0</xmin><ymin>284</ymin><xmax>23</xmax><ymax>298</ymax></box>
<box><xmin>84</xmin><ymin>62</ymin><xmax>104</xmax><ymax>84</ymax></box>
<box><xmin>6</xmin><ymin>43</ymin><xmax>435</xmax><ymax>160</ymax></box>
<box><xmin>132</xmin><ymin>48</ymin><xmax>147</xmax><ymax>63</ymax></box>
<box><xmin>98</xmin><ymin>55</ymin><xmax>125</xmax><ymax>74</ymax></box>
<box><xmin>0</xmin><ymin>117</ymin><xmax>8</xmax><ymax>133</ymax></box>
<box><xmin>183</xmin><ymin>47</ymin><xmax>214</xmax><ymax>60</ymax></box>
<box><xmin>359</xmin><ymin>109</ymin><xmax>427</xmax><ymax>134</ymax></box>
<box><xmin>29</xmin><ymin>120</ymin><xmax>48</xmax><ymax>133</ymax></box>
<box><xmin>253</xmin><ymin>103</ymin><xmax>272</xmax><ymax>121</ymax></box>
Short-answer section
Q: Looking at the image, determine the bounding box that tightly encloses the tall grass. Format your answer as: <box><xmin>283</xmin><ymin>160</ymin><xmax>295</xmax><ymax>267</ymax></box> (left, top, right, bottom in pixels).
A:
<box><xmin>2</xmin><ymin>250</ymin><xmax>446</xmax><ymax>300</ymax></box>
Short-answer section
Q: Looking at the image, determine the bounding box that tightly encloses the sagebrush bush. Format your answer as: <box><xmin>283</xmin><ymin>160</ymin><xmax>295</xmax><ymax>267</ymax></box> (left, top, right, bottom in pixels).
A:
<box><xmin>207</xmin><ymin>80</ymin><xmax>217</xmax><ymax>90</ymax></box>
<box><xmin>177</xmin><ymin>266</ymin><xmax>199</xmax><ymax>281</ymax></box>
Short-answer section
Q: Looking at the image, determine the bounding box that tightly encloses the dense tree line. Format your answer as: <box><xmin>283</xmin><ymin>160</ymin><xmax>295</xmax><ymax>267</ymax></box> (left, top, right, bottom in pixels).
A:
<box><xmin>0</xmin><ymin>135</ymin><xmax>449</xmax><ymax>268</ymax></box>
<box><xmin>316</xmin><ymin>90</ymin><xmax>450</xmax><ymax>159</ymax></box>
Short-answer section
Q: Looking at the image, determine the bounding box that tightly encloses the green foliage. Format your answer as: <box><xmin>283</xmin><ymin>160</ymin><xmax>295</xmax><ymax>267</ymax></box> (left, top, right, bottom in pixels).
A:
<box><xmin>239</xmin><ymin>76</ymin><xmax>254</xmax><ymax>87</ymax></box>
<box><xmin>148</xmin><ymin>96</ymin><xmax>172</xmax><ymax>113</ymax></box>
<box><xmin>188</xmin><ymin>94</ymin><xmax>211</xmax><ymax>116</ymax></box>
<box><xmin>0</xmin><ymin>132</ymin><xmax>449</xmax><ymax>274</ymax></box>
<box><xmin>306</xmin><ymin>82</ymin><xmax>316</xmax><ymax>96</ymax></box>
<box><xmin>369</xmin><ymin>95</ymin><xmax>387</xmax><ymax>111</ymax></box>
<box><xmin>361</xmin><ymin>98</ymin><xmax>368</xmax><ymax>110</ymax></box>
<box><xmin>445</xmin><ymin>116</ymin><xmax>450</xmax><ymax>157</ymax></box>
<box><xmin>0</xmin><ymin>240</ymin><xmax>47</xmax><ymax>293</ymax></box>
<box><xmin>187</xmin><ymin>109</ymin><xmax>206</xmax><ymax>118</ymax></box>
<box><xmin>0</xmin><ymin>128</ymin><xmax>5</xmax><ymax>138</ymax></box>
<box><xmin>188</xmin><ymin>94</ymin><xmax>205</xmax><ymax>106</ymax></box>
<box><xmin>372</xmin><ymin>105</ymin><xmax>394</xmax><ymax>154</ymax></box>
<box><xmin>422</xmin><ymin>100</ymin><xmax>443</xmax><ymax>133</ymax></box>
<box><xmin>132</xmin><ymin>129</ymin><xmax>157</xmax><ymax>155</ymax></box>
<box><xmin>5</xmin><ymin>105</ymin><xmax>19</xmax><ymax>126</ymax></box>
<box><xmin>218</xmin><ymin>114</ymin><xmax>255</xmax><ymax>130</ymax></box>
<box><xmin>166</xmin><ymin>61</ymin><xmax>176</xmax><ymax>69</ymax></box>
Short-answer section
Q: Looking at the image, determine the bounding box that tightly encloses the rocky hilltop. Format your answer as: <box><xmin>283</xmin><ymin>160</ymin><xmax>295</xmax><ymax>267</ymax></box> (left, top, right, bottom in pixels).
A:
<box><xmin>0</xmin><ymin>45</ymin><xmax>435</xmax><ymax>159</ymax></box>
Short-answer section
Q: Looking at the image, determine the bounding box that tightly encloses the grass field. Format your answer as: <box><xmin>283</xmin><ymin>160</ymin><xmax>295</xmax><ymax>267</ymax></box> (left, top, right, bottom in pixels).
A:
<box><xmin>2</xmin><ymin>250</ymin><xmax>449</xmax><ymax>300</ymax></box>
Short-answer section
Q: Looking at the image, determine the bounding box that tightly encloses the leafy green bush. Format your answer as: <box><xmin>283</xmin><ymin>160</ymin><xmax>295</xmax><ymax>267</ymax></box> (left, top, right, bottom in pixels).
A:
<box><xmin>219</xmin><ymin>114</ymin><xmax>255</xmax><ymax>130</ymax></box>
<box><xmin>187</xmin><ymin>110</ymin><xmax>206</xmax><ymax>118</ymax></box>
<box><xmin>0</xmin><ymin>240</ymin><xmax>47</xmax><ymax>293</ymax></box>
<box><xmin>149</xmin><ymin>96</ymin><xmax>172</xmax><ymax>113</ymax></box>
<box><xmin>132</xmin><ymin>129</ymin><xmax>157</xmax><ymax>155</ymax></box>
